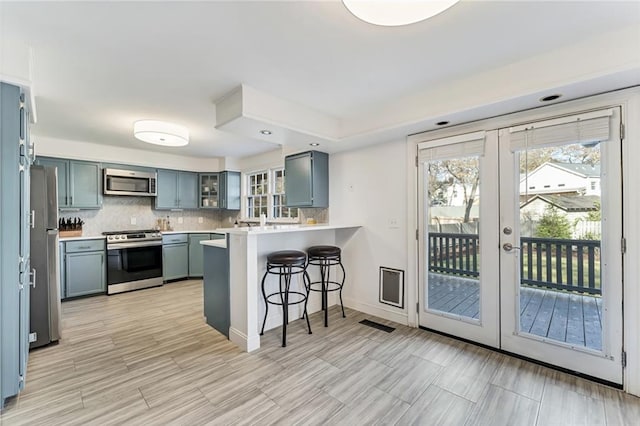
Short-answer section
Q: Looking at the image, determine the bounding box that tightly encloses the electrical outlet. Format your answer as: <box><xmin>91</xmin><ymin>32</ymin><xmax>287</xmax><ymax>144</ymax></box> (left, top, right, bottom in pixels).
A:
<box><xmin>198</xmin><ymin>217</ymin><xmax>204</xmax><ymax>224</ymax></box>
<box><xmin>229</xmin><ymin>217</ymin><xmax>233</xmax><ymax>223</ymax></box>
<box><xmin>177</xmin><ymin>217</ymin><xmax>184</xmax><ymax>224</ymax></box>
<box><xmin>389</xmin><ymin>218</ymin><xmax>399</xmax><ymax>229</ymax></box>
<box><xmin>130</xmin><ymin>217</ymin><xmax>136</xmax><ymax>225</ymax></box>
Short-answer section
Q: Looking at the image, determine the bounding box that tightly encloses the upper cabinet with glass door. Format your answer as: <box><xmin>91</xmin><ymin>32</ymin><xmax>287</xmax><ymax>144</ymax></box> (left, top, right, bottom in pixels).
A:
<box><xmin>199</xmin><ymin>173</ymin><xmax>219</xmax><ymax>209</ymax></box>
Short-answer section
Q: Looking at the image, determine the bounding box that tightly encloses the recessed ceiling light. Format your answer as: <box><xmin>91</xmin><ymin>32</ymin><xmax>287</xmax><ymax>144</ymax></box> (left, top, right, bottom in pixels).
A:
<box><xmin>260</xmin><ymin>130</ymin><xmax>272</xmax><ymax>135</ymax></box>
<box><xmin>540</xmin><ymin>94</ymin><xmax>562</xmax><ymax>102</ymax></box>
<box><xmin>343</xmin><ymin>0</ymin><xmax>459</xmax><ymax>26</ymax></box>
<box><xmin>309</xmin><ymin>143</ymin><xmax>320</xmax><ymax>146</ymax></box>
<box><xmin>134</xmin><ymin>120</ymin><xmax>189</xmax><ymax>147</ymax></box>
<box><xmin>436</xmin><ymin>121</ymin><xmax>450</xmax><ymax>126</ymax></box>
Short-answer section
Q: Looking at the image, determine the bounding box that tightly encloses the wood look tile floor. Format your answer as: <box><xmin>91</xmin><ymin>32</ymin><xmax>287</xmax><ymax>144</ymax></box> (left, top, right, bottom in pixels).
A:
<box><xmin>2</xmin><ymin>279</ymin><xmax>639</xmax><ymax>425</ymax></box>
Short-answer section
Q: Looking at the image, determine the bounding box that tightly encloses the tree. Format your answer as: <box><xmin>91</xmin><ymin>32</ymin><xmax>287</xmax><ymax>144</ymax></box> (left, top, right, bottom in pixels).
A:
<box><xmin>536</xmin><ymin>206</ymin><xmax>572</xmax><ymax>239</ymax></box>
<box><xmin>427</xmin><ymin>158</ymin><xmax>480</xmax><ymax>222</ymax></box>
<box><xmin>586</xmin><ymin>201</ymin><xmax>601</xmax><ymax>221</ymax></box>
<box><xmin>444</xmin><ymin>158</ymin><xmax>479</xmax><ymax>223</ymax></box>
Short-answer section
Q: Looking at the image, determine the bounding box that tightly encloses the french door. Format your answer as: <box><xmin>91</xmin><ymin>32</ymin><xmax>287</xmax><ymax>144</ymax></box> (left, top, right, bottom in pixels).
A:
<box><xmin>418</xmin><ymin>108</ymin><xmax>623</xmax><ymax>383</ymax></box>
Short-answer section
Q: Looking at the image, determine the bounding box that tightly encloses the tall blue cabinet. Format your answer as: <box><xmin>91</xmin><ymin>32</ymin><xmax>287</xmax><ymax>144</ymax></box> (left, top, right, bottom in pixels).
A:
<box><xmin>1</xmin><ymin>82</ymin><xmax>33</xmax><ymax>409</ymax></box>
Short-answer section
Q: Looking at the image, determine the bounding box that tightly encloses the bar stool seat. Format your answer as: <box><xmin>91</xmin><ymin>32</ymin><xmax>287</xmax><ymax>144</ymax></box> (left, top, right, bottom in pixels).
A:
<box><xmin>260</xmin><ymin>250</ymin><xmax>312</xmax><ymax>347</ymax></box>
<box><xmin>306</xmin><ymin>245</ymin><xmax>346</xmax><ymax>327</ymax></box>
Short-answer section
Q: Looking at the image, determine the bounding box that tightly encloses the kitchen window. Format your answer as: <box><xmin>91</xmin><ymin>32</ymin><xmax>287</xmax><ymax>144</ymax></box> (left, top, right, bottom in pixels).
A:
<box><xmin>272</xmin><ymin>168</ymin><xmax>298</xmax><ymax>219</ymax></box>
<box><xmin>246</xmin><ymin>171</ymin><xmax>269</xmax><ymax>218</ymax></box>
<box><xmin>244</xmin><ymin>168</ymin><xmax>298</xmax><ymax>221</ymax></box>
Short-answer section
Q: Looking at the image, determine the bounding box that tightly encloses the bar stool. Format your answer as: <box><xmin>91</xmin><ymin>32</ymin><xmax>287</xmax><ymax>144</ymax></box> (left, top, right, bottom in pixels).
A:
<box><xmin>260</xmin><ymin>250</ymin><xmax>312</xmax><ymax>347</ymax></box>
<box><xmin>306</xmin><ymin>245</ymin><xmax>346</xmax><ymax>327</ymax></box>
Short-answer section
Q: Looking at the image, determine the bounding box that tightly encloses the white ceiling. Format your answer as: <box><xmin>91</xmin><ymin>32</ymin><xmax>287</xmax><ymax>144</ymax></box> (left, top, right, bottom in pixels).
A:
<box><xmin>1</xmin><ymin>1</ymin><xmax>639</xmax><ymax>158</ymax></box>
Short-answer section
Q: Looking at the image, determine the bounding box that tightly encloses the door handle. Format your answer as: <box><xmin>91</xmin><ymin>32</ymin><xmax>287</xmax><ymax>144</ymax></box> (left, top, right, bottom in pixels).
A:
<box><xmin>503</xmin><ymin>243</ymin><xmax>521</xmax><ymax>252</ymax></box>
<box><xmin>30</xmin><ymin>210</ymin><xmax>35</xmax><ymax>229</ymax></box>
<box><xmin>30</xmin><ymin>268</ymin><xmax>36</xmax><ymax>288</ymax></box>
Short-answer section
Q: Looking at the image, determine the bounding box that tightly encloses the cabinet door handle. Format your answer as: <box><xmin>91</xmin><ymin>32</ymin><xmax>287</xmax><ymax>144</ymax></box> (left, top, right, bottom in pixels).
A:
<box><xmin>78</xmin><ymin>246</ymin><xmax>91</xmax><ymax>250</ymax></box>
<box><xmin>30</xmin><ymin>268</ymin><xmax>36</xmax><ymax>288</ymax></box>
<box><xmin>70</xmin><ymin>196</ymin><xmax>73</xmax><ymax>205</ymax></box>
<box><xmin>30</xmin><ymin>210</ymin><xmax>35</xmax><ymax>229</ymax></box>
<box><xmin>65</xmin><ymin>196</ymin><xmax>68</xmax><ymax>205</ymax></box>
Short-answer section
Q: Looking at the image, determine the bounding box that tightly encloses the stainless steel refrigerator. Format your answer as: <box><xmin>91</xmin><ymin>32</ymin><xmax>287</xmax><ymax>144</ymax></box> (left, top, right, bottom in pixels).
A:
<box><xmin>29</xmin><ymin>165</ymin><xmax>61</xmax><ymax>348</ymax></box>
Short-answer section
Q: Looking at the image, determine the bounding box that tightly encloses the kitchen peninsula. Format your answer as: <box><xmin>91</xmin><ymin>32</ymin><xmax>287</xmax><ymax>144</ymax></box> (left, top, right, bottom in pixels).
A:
<box><xmin>201</xmin><ymin>224</ymin><xmax>361</xmax><ymax>351</ymax></box>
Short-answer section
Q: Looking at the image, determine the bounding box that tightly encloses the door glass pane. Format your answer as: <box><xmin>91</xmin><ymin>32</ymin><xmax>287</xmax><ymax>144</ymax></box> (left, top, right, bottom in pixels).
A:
<box><xmin>518</xmin><ymin>142</ymin><xmax>602</xmax><ymax>350</ymax></box>
<box><xmin>426</xmin><ymin>156</ymin><xmax>480</xmax><ymax>321</ymax></box>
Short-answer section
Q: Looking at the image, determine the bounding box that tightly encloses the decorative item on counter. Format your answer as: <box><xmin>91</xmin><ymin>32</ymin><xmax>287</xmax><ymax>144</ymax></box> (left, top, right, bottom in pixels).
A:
<box><xmin>234</xmin><ymin>220</ymin><xmax>239</xmax><ymax>228</ymax></box>
<box><xmin>59</xmin><ymin>216</ymin><xmax>84</xmax><ymax>237</ymax></box>
<box><xmin>306</xmin><ymin>218</ymin><xmax>317</xmax><ymax>225</ymax></box>
<box><xmin>259</xmin><ymin>213</ymin><xmax>267</xmax><ymax>227</ymax></box>
<box><xmin>155</xmin><ymin>217</ymin><xmax>173</xmax><ymax>231</ymax></box>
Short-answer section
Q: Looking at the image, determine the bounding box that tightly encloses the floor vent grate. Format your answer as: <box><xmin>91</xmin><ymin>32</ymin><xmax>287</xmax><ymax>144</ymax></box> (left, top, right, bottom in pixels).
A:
<box><xmin>359</xmin><ymin>319</ymin><xmax>395</xmax><ymax>333</ymax></box>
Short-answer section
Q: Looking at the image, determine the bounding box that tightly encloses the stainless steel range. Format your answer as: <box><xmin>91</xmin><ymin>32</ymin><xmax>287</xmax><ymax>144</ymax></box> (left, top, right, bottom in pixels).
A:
<box><xmin>103</xmin><ymin>229</ymin><xmax>163</xmax><ymax>294</ymax></box>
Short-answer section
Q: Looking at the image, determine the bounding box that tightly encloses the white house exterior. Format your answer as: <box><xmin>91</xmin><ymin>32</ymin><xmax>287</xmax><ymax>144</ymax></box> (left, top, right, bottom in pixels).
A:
<box><xmin>519</xmin><ymin>162</ymin><xmax>601</xmax><ymax>196</ymax></box>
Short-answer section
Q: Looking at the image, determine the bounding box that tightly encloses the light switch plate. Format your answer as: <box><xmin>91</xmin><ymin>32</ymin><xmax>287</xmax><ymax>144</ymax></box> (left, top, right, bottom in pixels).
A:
<box><xmin>178</xmin><ymin>217</ymin><xmax>184</xmax><ymax>224</ymax></box>
<box><xmin>198</xmin><ymin>217</ymin><xmax>204</xmax><ymax>224</ymax></box>
<box><xmin>130</xmin><ymin>217</ymin><xmax>136</xmax><ymax>225</ymax></box>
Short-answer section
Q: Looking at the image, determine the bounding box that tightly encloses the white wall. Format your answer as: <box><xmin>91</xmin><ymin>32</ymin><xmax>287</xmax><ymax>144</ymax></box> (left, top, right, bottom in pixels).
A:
<box><xmin>329</xmin><ymin>139</ymin><xmax>409</xmax><ymax>324</ymax></box>
<box><xmin>35</xmin><ymin>136</ymin><xmax>223</xmax><ymax>172</ymax></box>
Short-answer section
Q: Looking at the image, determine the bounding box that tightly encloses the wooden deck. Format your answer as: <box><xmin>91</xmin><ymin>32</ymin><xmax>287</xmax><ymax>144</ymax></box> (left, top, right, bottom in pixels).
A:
<box><xmin>427</xmin><ymin>273</ymin><xmax>602</xmax><ymax>351</ymax></box>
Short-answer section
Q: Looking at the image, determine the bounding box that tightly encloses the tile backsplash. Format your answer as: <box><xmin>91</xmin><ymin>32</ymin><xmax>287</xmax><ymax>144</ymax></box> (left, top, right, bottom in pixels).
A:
<box><xmin>62</xmin><ymin>196</ymin><xmax>223</xmax><ymax>236</ymax></box>
<box><xmin>62</xmin><ymin>197</ymin><xmax>330</xmax><ymax>236</ymax></box>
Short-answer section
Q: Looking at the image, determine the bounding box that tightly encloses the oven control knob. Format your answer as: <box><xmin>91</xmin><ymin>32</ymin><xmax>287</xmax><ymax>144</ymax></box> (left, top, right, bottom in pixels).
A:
<box><xmin>115</xmin><ymin>235</ymin><xmax>121</xmax><ymax>240</ymax></box>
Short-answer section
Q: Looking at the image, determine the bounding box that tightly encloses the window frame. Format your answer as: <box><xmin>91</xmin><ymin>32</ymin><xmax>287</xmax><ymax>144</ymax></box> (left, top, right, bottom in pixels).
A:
<box><xmin>242</xmin><ymin>167</ymin><xmax>299</xmax><ymax>223</ymax></box>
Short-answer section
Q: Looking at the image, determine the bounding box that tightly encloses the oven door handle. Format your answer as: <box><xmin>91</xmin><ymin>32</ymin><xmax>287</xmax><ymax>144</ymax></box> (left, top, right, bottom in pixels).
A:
<box><xmin>107</xmin><ymin>241</ymin><xmax>162</xmax><ymax>250</ymax></box>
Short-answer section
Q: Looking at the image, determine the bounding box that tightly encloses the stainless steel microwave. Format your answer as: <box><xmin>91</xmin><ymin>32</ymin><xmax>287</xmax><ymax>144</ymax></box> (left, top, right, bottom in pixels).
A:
<box><xmin>103</xmin><ymin>168</ymin><xmax>157</xmax><ymax>196</ymax></box>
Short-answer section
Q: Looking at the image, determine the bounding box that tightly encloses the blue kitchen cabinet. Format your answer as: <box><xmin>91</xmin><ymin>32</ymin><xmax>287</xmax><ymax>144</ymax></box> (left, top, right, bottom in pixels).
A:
<box><xmin>188</xmin><ymin>233</ymin><xmax>225</xmax><ymax>277</ymax></box>
<box><xmin>62</xmin><ymin>240</ymin><xmax>106</xmax><ymax>298</ymax></box>
<box><xmin>156</xmin><ymin>169</ymin><xmax>178</xmax><ymax>209</ymax></box>
<box><xmin>1</xmin><ymin>82</ymin><xmax>33</xmax><ymax>408</ymax></box>
<box><xmin>36</xmin><ymin>157</ymin><xmax>101</xmax><ymax>209</ymax></box>
<box><xmin>203</xmin><ymin>244</ymin><xmax>230</xmax><ymax>337</ymax></box>
<box><xmin>219</xmin><ymin>171</ymin><xmax>241</xmax><ymax>210</ymax></box>
<box><xmin>198</xmin><ymin>171</ymin><xmax>240</xmax><ymax>210</ymax></box>
<box><xmin>162</xmin><ymin>234</ymin><xmax>188</xmax><ymax>281</ymax></box>
<box><xmin>199</xmin><ymin>173</ymin><xmax>219</xmax><ymax>208</ymax></box>
<box><xmin>178</xmin><ymin>172</ymin><xmax>198</xmax><ymax>209</ymax></box>
<box><xmin>156</xmin><ymin>170</ymin><xmax>198</xmax><ymax>209</ymax></box>
<box><xmin>284</xmin><ymin>150</ymin><xmax>328</xmax><ymax>208</ymax></box>
<box><xmin>188</xmin><ymin>233</ymin><xmax>210</xmax><ymax>277</ymax></box>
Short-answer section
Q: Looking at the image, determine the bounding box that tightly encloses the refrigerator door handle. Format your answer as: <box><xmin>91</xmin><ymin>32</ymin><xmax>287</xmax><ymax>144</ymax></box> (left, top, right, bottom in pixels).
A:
<box><xmin>30</xmin><ymin>268</ymin><xmax>36</xmax><ymax>288</ymax></box>
<box><xmin>30</xmin><ymin>210</ymin><xmax>35</xmax><ymax>229</ymax></box>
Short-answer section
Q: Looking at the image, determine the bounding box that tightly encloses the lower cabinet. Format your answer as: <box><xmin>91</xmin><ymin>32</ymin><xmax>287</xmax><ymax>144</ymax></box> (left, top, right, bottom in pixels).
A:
<box><xmin>188</xmin><ymin>233</ymin><xmax>210</xmax><ymax>277</ymax></box>
<box><xmin>61</xmin><ymin>240</ymin><xmax>106</xmax><ymax>299</ymax></box>
<box><xmin>163</xmin><ymin>234</ymin><xmax>189</xmax><ymax>281</ymax></box>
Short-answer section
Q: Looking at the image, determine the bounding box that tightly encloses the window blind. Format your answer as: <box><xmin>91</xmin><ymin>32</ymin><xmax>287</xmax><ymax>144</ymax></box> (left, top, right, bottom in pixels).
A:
<box><xmin>509</xmin><ymin>109</ymin><xmax>613</xmax><ymax>152</ymax></box>
<box><xmin>418</xmin><ymin>131</ymin><xmax>486</xmax><ymax>162</ymax></box>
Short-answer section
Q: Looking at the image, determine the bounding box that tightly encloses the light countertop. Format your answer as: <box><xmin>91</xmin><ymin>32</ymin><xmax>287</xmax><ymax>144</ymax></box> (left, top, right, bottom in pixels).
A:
<box><xmin>216</xmin><ymin>224</ymin><xmax>360</xmax><ymax>235</ymax></box>
<box><xmin>59</xmin><ymin>235</ymin><xmax>106</xmax><ymax>242</ymax></box>
<box><xmin>161</xmin><ymin>230</ymin><xmax>224</xmax><ymax>235</ymax></box>
<box><xmin>200</xmin><ymin>239</ymin><xmax>227</xmax><ymax>248</ymax></box>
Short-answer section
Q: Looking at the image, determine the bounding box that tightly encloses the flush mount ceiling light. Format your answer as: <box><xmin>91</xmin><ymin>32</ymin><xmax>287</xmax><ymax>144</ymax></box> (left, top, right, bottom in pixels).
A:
<box><xmin>134</xmin><ymin>120</ymin><xmax>189</xmax><ymax>147</ymax></box>
<box><xmin>309</xmin><ymin>142</ymin><xmax>320</xmax><ymax>146</ymax></box>
<box><xmin>260</xmin><ymin>129</ymin><xmax>272</xmax><ymax>135</ymax></box>
<box><xmin>343</xmin><ymin>0</ymin><xmax>459</xmax><ymax>26</ymax></box>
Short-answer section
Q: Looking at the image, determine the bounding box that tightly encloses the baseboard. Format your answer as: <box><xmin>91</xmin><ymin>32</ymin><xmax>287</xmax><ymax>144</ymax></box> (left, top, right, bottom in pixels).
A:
<box><xmin>343</xmin><ymin>297</ymin><xmax>409</xmax><ymax>325</ymax></box>
<box><xmin>229</xmin><ymin>327</ymin><xmax>260</xmax><ymax>352</ymax></box>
